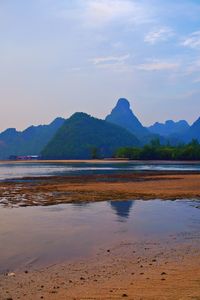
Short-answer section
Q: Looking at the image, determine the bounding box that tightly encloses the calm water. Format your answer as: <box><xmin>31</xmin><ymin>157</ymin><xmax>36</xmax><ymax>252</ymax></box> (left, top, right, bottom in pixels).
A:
<box><xmin>0</xmin><ymin>200</ymin><xmax>200</xmax><ymax>273</ymax></box>
<box><xmin>0</xmin><ymin>161</ymin><xmax>200</xmax><ymax>180</ymax></box>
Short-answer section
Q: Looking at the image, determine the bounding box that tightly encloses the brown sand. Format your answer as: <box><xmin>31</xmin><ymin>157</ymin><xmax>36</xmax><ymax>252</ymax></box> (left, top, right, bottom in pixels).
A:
<box><xmin>1</xmin><ymin>236</ymin><xmax>200</xmax><ymax>300</ymax></box>
<box><xmin>0</xmin><ymin>171</ymin><xmax>200</xmax><ymax>207</ymax></box>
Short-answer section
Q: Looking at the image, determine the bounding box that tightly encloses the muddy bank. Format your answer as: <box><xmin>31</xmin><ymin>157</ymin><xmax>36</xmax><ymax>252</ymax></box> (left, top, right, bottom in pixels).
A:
<box><xmin>0</xmin><ymin>171</ymin><xmax>200</xmax><ymax>207</ymax></box>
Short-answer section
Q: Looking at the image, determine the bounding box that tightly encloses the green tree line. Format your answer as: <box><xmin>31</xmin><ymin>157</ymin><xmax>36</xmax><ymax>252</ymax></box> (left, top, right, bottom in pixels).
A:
<box><xmin>115</xmin><ymin>139</ymin><xmax>200</xmax><ymax>160</ymax></box>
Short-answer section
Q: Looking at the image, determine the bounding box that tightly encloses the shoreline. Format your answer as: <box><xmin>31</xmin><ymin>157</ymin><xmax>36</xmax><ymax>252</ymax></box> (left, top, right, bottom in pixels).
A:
<box><xmin>1</xmin><ymin>233</ymin><xmax>200</xmax><ymax>299</ymax></box>
<box><xmin>1</xmin><ymin>159</ymin><xmax>200</xmax><ymax>164</ymax></box>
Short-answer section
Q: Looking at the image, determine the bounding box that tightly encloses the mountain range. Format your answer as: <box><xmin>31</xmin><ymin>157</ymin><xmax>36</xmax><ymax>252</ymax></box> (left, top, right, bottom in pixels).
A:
<box><xmin>0</xmin><ymin>98</ymin><xmax>199</xmax><ymax>159</ymax></box>
<box><xmin>148</xmin><ymin>118</ymin><xmax>200</xmax><ymax>144</ymax></box>
<box><xmin>148</xmin><ymin>120</ymin><xmax>190</xmax><ymax>137</ymax></box>
<box><xmin>0</xmin><ymin>118</ymin><xmax>65</xmax><ymax>159</ymax></box>
<box><xmin>180</xmin><ymin>117</ymin><xmax>200</xmax><ymax>143</ymax></box>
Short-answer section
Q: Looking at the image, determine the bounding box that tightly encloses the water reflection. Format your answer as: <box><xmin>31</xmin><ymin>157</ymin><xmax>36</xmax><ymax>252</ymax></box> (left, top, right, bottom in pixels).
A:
<box><xmin>0</xmin><ymin>200</ymin><xmax>200</xmax><ymax>272</ymax></box>
<box><xmin>110</xmin><ymin>200</ymin><xmax>135</xmax><ymax>222</ymax></box>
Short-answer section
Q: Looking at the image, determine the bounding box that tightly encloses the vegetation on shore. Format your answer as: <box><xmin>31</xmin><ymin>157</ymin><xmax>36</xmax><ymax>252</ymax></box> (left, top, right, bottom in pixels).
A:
<box><xmin>115</xmin><ymin>139</ymin><xmax>200</xmax><ymax>160</ymax></box>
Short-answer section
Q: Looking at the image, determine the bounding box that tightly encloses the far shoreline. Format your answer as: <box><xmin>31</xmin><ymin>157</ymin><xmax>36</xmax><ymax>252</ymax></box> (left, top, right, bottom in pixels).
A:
<box><xmin>1</xmin><ymin>159</ymin><xmax>200</xmax><ymax>164</ymax></box>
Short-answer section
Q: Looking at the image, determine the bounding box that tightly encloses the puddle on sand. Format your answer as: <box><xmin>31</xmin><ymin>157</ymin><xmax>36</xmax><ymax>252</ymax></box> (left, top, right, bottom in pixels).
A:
<box><xmin>0</xmin><ymin>199</ymin><xmax>200</xmax><ymax>273</ymax></box>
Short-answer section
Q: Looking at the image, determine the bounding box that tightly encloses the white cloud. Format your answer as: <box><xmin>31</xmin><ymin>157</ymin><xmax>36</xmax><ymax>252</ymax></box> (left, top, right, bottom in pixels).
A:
<box><xmin>173</xmin><ymin>90</ymin><xmax>199</xmax><ymax>100</ymax></box>
<box><xmin>184</xmin><ymin>58</ymin><xmax>200</xmax><ymax>75</ymax></box>
<box><xmin>90</xmin><ymin>54</ymin><xmax>132</xmax><ymax>72</ymax></box>
<box><xmin>138</xmin><ymin>59</ymin><xmax>180</xmax><ymax>71</ymax></box>
<box><xmin>181</xmin><ymin>31</ymin><xmax>200</xmax><ymax>49</ymax></box>
<box><xmin>70</xmin><ymin>67</ymin><xmax>81</xmax><ymax>72</ymax></box>
<box><xmin>95</xmin><ymin>62</ymin><xmax>133</xmax><ymax>73</ymax></box>
<box><xmin>193</xmin><ymin>77</ymin><xmax>200</xmax><ymax>83</ymax></box>
<box><xmin>85</xmin><ymin>0</ymin><xmax>133</xmax><ymax>24</ymax></box>
<box><xmin>55</xmin><ymin>0</ymin><xmax>154</xmax><ymax>27</ymax></box>
<box><xmin>144</xmin><ymin>27</ymin><xmax>175</xmax><ymax>44</ymax></box>
<box><xmin>91</xmin><ymin>54</ymin><xmax>130</xmax><ymax>65</ymax></box>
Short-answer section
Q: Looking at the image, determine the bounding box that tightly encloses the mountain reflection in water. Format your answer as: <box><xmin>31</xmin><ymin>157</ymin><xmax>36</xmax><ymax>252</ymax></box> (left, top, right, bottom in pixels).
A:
<box><xmin>110</xmin><ymin>200</ymin><xmax>135</xmax><ymax>221</ymax></box>
<box><xmin>0</xmin><ymin>200</ymin><xmax>200</xmax><ymax>272</ymax></box>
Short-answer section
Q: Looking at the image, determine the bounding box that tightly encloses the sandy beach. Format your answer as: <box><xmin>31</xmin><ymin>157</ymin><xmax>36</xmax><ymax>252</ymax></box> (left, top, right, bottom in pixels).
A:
<box><xmin>1</xmin><ymin>233</ymin><xmax>200</xmax><ymax>300</ymax></box>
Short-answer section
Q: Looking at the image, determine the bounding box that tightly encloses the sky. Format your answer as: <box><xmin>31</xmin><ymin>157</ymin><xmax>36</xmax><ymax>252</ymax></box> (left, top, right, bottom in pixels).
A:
<box><xmin>1</xmin><ymin>0</ymin><xmax>200</xmax><ymax>131</ymax></box>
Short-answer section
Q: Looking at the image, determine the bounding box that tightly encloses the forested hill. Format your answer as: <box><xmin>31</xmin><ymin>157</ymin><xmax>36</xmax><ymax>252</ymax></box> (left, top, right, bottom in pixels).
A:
<box><xmin>41</xmin><ymin>112</ymin><xmax>140</xmax><ymax>159</ymax></box>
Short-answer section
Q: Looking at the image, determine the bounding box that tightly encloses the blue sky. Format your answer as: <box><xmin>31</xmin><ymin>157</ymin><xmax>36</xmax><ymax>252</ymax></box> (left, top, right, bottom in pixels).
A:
<box><xmin>1</xmin><ymin>0</ymin><xmax>200</xmax><ymax>131</ymax></box>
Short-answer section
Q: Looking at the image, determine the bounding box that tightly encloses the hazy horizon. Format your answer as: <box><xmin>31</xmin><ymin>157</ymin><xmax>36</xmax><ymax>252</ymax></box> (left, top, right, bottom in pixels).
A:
<box><xmin>1</xmin><ymin>0</ymin><xmax>200</xmax><ymax>131</ymax></box>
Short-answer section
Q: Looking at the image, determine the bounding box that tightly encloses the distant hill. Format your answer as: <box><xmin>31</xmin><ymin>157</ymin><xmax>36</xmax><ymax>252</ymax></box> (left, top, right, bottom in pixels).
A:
<box><xmin>105</xmin><ymin>98</ymin><xmax>162</xmax><ymax>144</ymax></box>
<box><xmin>41</xmin><ymin>112</ymin><xmax>140</xmax><ymax>159</ymax></box>
<box><xmin>106</xmin><ymin>98</ymin><xmax>149</xmax><ymax>137</ymax></box>
<box><xmin>148</xmin><ymin>120</ymin><xmax>190</xmax><ymax>137</ymax></box>
<box><xmin>180</xmin><ymin>117</ymin><xmax>200</xmax><ymax>143</ymax></box>
<box><xmin>0</xmin><ymin>117</ymin><xmax>65</xmax><ymax>159</ymax></box>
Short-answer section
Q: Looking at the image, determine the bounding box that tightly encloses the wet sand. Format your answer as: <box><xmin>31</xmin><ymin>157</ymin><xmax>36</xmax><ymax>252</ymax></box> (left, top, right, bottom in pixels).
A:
<box><xmin>1</xmin><ymin>235</ymin><xmax>200</xmax><ymax>300</ymax></box>
<box><xmin>0</xmin><ymin>171</ymin><xmax>200</xmax><ymax>207</ymax></box>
